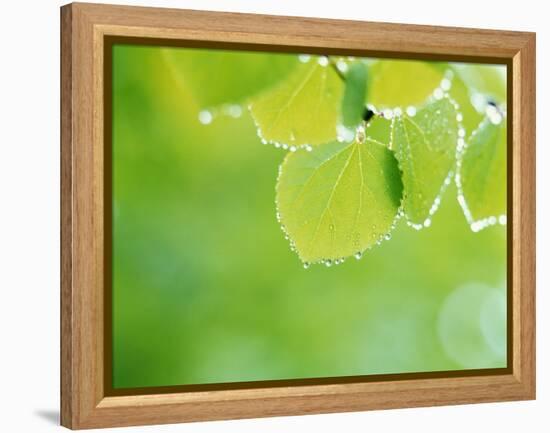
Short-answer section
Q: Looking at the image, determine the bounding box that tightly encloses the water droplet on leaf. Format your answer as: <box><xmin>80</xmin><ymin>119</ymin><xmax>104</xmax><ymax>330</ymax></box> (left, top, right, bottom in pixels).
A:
<box><xmin>198</xmin><ymin>110</ymin><xmax>213</xmax><ymax>124</ymax></box>
<box><xmin>433</xmin><ymin>88</ymin><xmax>444</xmax><ymax>100</ymax></box>
<box><xmin>440</xmin><ymin>78</ymin><xmax>452</xmax><ymax>91</ymax></box>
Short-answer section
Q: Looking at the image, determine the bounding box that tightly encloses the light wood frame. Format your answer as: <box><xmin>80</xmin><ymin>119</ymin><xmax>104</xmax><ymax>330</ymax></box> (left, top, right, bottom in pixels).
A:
<box><xmin>61</xmin><ymin>2</ymin><xmax>536</xmax><ymax>429</ymax></box>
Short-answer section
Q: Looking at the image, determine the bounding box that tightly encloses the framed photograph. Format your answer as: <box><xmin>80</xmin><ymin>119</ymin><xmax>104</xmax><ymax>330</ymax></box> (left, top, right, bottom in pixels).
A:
<box><xmin>60</xmin><ymin>2</ymin><xmax>536</xmax><ymax>429</ymax></box>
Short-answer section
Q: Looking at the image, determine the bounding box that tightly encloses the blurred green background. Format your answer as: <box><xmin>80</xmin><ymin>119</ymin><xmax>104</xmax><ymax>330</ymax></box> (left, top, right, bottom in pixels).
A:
<box><xmin>112</xmin><ymin>45</ymin><xmax>507</xmax><ymax>389</ymax></box>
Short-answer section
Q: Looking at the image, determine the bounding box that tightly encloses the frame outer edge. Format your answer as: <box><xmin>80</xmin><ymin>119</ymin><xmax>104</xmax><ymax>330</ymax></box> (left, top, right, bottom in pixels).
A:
<box><xmin>60</xmin><ymin>3</ymin><xmax>74</xmax><ymax>429</ymax></box>
<box><xmin>511</xmin><ymin>33</ymin><xmax>536</xmax><ymax>399</ymax></box>
<box><xmin>519</xmin><ymin>33</ymin><xmax>536</xmax><ymax>398</ymax></box>
<box><xmin>60</xmin><ymin>2</ymin><xmax>537</xmax><ymax>429</ymax></box>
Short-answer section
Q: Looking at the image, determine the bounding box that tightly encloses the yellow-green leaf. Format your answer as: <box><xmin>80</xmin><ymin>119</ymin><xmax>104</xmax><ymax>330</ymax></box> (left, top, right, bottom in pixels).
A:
<box><xmin>445</xmin><ymin>68</ymin><xmax>484</xmax><ymax>137</ymax></box>
<box><xmin>249</xmin><ymin>58</ymin><xmax>344</xmax><ymax>147</ymax></box>
<box><xmin>364</xmin><ymin>114</ymin><xmax>392</xmax><ymax>147</ymax></box>
<box><xmin>163</xmin><ymin>47</ymin><xmax>298</xmax><ymax>108</ymax></box>
<box><xmin>276</xmin><ymin>138</ymin><xmax>403</xmax><ymax>264</ymax></box>
<box><xmin>367</xmin><ymin>60</ymin><xmax>445</xmax><ymax>108</ymax></box>
<box><xmin>452</xmin><ymin>63</ymin><xmax>507</xmax><ymax>104</ymax></box>
<box><xmin>447</xmin><ymin>63</ymin><xmax>506</xmax><ymax>138</ymax></box>
<box><xmin>458</xmin><ymin>115</ymin><xmax>507</xmax><ymax>225</ymax></box>
<box><xmin>392</xmin><ymin>97</ymin><xmax>459</xmax><ymax>226</ymax></box>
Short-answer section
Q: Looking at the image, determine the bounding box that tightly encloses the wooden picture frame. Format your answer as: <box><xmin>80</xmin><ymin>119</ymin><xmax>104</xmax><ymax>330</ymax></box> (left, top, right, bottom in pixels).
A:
<box><xmin>61</xmin><ymin>2</ymin><xmax>536</xmax><ymax>429</ymax></box>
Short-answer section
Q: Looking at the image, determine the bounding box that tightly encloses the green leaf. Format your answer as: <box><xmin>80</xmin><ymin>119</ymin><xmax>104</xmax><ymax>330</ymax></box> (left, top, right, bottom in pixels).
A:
<box><xmin>367</xmin><ymin>60</ymin><xmax>446</xmax><ymax>108</ymax></box>
<box><xmin>364</xmin><ymin>114</ymin><xmax>392</xmax><ymax>147</ymax></box>
<box><xmin>446</xmin><ymin>63</ymin><xmax>506</xmax><ymax>140</ymax></box>
<box><xmin>392</xmin><ymin>97</ymin><xmax>459</xmax><ymax>226</ymax></box>
<box><xmin>452</xmin><ymin>63</ymin><xmax>507</xmax><ymax>104</ymax></box>
<box><xmin>341</xmin><ymin>62</ymin><xmax>368</xmax><ymax>128</ymax></box>
<box><xmin>276</xmin><ymin>137</ymin><xmax>403</xmax><ymax>264</ymax></box>
<box><xmin>458</xmin><ymin>115</ymin><xmax>507</xmax><ymax>225</ymax></box>
<box><xmin>249</xmin><ymin>58</ymin><xmax>344</xmax><ymax>147</ymax></box>
<box><xmin>163</xmin><ymin>47</ymin><xmax>298</xmax><ymax>108</ymax></box>
<box><xmin>445</xmin><ymin>68</ymin><xmax>484</xmax><ymax>137</ymax></box>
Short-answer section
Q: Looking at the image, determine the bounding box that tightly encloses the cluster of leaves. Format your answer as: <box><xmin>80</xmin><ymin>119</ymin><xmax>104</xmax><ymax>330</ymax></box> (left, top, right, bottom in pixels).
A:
<box><xmin>164</xmin><ymin>49</ymin><xmax>507</xmax><ymax>266</ymax></box>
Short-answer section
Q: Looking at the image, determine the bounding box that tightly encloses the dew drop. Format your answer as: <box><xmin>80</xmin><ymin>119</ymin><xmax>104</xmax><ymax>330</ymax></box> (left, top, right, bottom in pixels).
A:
<box><xmin>499</xmin><ymin>215</ymin><xmax>507</xmax><ymax>225</ymax></box>
<box><xmin>486</xmin><ymin>104</ymin><xmax>503</xmax><ymax>125</ymax></box>
<box><xmin>384</xmin><ymin>233</ymin><xmax>392</xmax><ymax>241</ymax></box>
<box><xmin>470</xmin><ymin>93</ymin><xmax>487</xmax><ymax>113</ymax></box>
<box><xmin>406</xmin><ymin>106</ymin><xmax>417</xmax><ymax>117</ymax></box>
<box><xmin>226</xmin><ymin>104</ymin><xmax>242</xmax><ymax>118</ymax></box>
<box><xmin>423</xmin><ymin>218</ymin><xmax>432</xmax><ymax>228</ymax></box>
<box><xmin>318</xmin><ymin>56</ymin><xmax>329</xmax><ymax>67</ymax></box>
<box><xmin>298</xmin><ymin>54</ymin><xmax>311</xmax><ymax>63</ymax></box>
<box><xmin>354</xmin><ymin>251</ymin><xmax>363</xmax><ymax>260</ymax></box>
<box><xmin>470</xmin><ymin>221</ymin><xmax>481</xmax><ymax>232</ymax></box>
<box><xmin>289</xmin><ymin>145</ymin><xmax>297</xmax><ymax>152</ymax></box>
<box><xmin>355</xmin><ymin>125</ymin><xmax>366</xmax><ymax>143</ymax></box>
<box><xmin>458</xmin><ymin>128</ymin><xmax>466</xmax><ymax>138</ymax></box>
<box><xmin>440</xmin><ymin>78</ymin><xmax>452</xmax><ymax>91</ymax></box>
<box><xmin>485</xmin><ymin>103</ymin><xmax>498</xmax><ymax>116</ymax></box>
<box><xmin>198</xmin><ymin>110</ymin><xmax>213</xmax><ymax>125</ymax></box>
<box><xmin>456</xmin><ymin>113</ymin><xmax>463</xmax><ymax>122</ymax></box>
<box><xmin>303</xmin><ymin>262</ymin><xmax>310</xmax><ymax>269</ymax></box>
<box><xmin>325</xmin><ymin>259</ymin><xmax>333</xmax><ymax>267</ymax></box>
<box><xmin>408</xmin><ymin>221</ymin><xmax>423</xmax><ymax>231</ymax></box>
<box><xmin>336</xmin><ymin>60</ymin><xmax>348</xmax><ymax>73</ymax></box>
<box><xmin>336</xmin><ymin>124</ymin><xmax>355</xmax><ymax>143</ymax></box>
<box><xmin>433</xmin><ymin>88</ymin><xmax>444</xmax><ymax>100</ymax></box>
<box><xmin>393</xmin><ymin>107</ymin><xmax>402</xmax><ymax>117</ymax></box>
<box><xmin>489</xmin><ymin>113</ymin><xmax>503</xmax><ymax>125</ymax></box>
<box><xmin>382</xmin><ymin>109</ymin><xmax>394</xmax><ymax>119</ymax></box>
<box><xmin>305</xmin><ymin>144</ymin><xmax>313</xmax><ymax>152</ymax></box>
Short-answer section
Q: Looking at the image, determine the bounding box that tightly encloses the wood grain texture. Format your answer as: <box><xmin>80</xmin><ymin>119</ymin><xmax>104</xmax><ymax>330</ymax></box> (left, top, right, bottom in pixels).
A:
<box><xmin>511</xmin><ymin>34</ymin><xmax>536</xmax><ymax>397</ymax></box>
<box><xmin>60</xmin><ymin>4</ymin><xmax>74</xmax><ymax>429</ymax></box>
<box><xmin>60</xmin><ymin>2</ymin><xmax>536</xmax><ymax>429</ymax></box>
